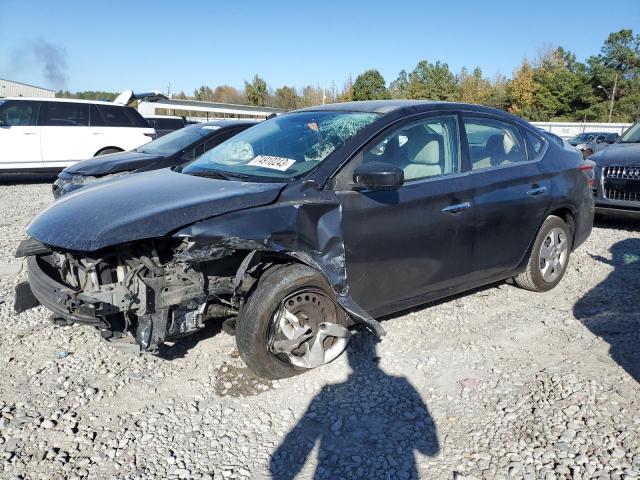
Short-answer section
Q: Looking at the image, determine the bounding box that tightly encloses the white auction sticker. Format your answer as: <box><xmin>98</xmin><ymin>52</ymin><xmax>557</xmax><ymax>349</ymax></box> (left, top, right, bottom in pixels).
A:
<box><xmin>247</xmin><ymin>155</ymin><xmax>296</xmax><ymax>171</ymax></box>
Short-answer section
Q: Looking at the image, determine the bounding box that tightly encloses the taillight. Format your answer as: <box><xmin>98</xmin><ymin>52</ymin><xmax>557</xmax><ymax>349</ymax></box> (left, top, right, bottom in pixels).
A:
<box><xmin>144</xmin><ymin>133</ymin><xmax>157</xmax><ymax>140</ymax></box>
<box><xmin>579</xmin><ymin>163</ymin><xmax>595</xmax><ymax>188</ymax></box>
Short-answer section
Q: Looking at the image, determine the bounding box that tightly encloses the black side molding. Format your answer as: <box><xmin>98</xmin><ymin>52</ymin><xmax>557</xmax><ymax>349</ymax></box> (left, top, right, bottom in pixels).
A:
<box><xmin>15</xmin><ymin>238</ymin><xmax>51</xmax><ymax>258</ymax></box>
<box><xmin>14</xmin><ymin>281</ymin><xmax>41</xmax><ymax>313</ymax></box>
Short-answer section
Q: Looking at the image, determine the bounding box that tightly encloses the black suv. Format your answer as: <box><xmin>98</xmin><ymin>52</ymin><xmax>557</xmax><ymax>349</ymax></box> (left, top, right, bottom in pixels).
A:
<box><xmin>590</xmin><ymin>120</ymin><xmax>640</xmax><ymax>216</ymax></box>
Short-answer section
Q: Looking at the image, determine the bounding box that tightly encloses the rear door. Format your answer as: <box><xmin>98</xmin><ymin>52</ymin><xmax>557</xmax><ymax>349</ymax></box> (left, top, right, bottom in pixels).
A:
<box><xmin>40</xmin><ymin>101</ymin><xmax>92</xmax><ymax>166</ymax></box>
<box><xmin>463</xmin><ymin>114</ymin><xmax>551</xmax><ymax>278</ymax></box>
<box><xmin>0</xmin><ymin>100</ymin><xmax>43</xmax><ymax>169</ymax></box>
<box><xmin>98</xmin><ymin>105</ymin><xmax>154</xmax><ymax>151</ymax></box>
<box><xmin>334</xmin><ymin>113</ymin><xmax>476</xmax><ymax>313</ymax></box>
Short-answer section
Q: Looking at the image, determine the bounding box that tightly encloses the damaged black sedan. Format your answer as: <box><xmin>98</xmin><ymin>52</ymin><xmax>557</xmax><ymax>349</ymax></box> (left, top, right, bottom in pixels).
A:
<box><xmin>16</xmin><ymin>101</ymin><xmax>594</xmax><ymax>379</ymax></box>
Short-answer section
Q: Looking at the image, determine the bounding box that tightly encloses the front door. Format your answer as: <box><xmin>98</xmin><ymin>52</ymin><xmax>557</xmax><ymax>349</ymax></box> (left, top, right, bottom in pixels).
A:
<box><xmin>0</xmin><ymin>100</ymin><xmax>42</xmax><ymax>169</ymax></box>
<box><xmin>334</xmin><ymin>113</ymin><xmax>476</xmax><ymax>314</ymax></box>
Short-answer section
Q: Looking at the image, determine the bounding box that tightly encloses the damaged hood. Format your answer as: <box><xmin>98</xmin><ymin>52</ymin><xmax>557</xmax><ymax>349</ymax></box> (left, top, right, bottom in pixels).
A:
<box><xmin>63</xmin><ymin>151</ymin><xmax>165</xmax><ymax>176</ymax></box>
<box><xmin>27</xmin><ymin>168</ymin><xmax>286</xmax><ymax>252</ymax></box>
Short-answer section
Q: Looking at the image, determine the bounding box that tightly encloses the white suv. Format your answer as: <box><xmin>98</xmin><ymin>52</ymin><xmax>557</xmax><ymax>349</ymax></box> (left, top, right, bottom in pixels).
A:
<box><xmin>0</xmin><ymin>95</ymin><xmax>157</xmax><ymax>171</ymax></box>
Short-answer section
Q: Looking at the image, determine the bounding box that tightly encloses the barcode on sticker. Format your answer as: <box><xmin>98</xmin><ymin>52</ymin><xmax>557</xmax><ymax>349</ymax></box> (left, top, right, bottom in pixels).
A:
<box><xmin>248</xmin><ymin>155</ymin><xmax>296</xmax><ymax>171</ymax></box>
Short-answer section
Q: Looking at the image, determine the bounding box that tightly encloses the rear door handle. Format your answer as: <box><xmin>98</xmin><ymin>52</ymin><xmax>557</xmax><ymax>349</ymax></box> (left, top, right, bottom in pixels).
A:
<box><xmin>527</xmin><ymin>186</ymin><xmax>548</xmax><ymax>196</ymax></box>
<box><xmin>442</xmin><ymin>202</ymin><xmax>471</xmax><ymax>214</ymax></box>
<box><xmin>22</xmin><ymin>132</ymin><xmax>38</xmax><ymax>135</ymax></box>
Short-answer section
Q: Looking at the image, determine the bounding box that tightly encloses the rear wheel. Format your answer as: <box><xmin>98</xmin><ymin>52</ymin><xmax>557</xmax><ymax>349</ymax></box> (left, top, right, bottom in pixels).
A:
<box><xmin>95</xmin><ymin>147</ymin><xmax>122</xmax><ymax>156</ymax></box>
<box><xmin>514</xmin><ymin>215</ymin><xmax>572</xmax><ymax>292</ymax></box>
<box><xmin>235</xmin><ymin>263</ymin><xmax>351</xmax><ymax>379</ymax></box>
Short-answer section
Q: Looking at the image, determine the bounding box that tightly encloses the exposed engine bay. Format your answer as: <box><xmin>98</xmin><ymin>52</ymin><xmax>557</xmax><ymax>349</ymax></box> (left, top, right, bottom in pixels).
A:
<box><xmin>19</xmin><ymin>237</ymin><xmax>278</xmax><ymax>352</ymax></box>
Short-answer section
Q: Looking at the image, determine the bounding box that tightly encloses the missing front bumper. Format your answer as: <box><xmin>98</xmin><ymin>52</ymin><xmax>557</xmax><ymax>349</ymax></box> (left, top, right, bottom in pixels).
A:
<box><xmin>24</xmin><ymin>255</ymin><xmax>109</xmax><ymax>327</ymax></box>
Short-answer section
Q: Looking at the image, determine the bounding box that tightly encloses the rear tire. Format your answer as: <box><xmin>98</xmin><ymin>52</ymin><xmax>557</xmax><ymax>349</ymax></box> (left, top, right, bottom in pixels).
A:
<box><xmin>514</xmin><ymin>215</ymin><xmax>572</xmax><ymax>292</ymax></box>
<box><xmin>235</xmin><ymin>263</ymin><xmax>349</xmax><ymax>379</ymax></box>
<box><xmin>95</xmin><ymin>148</ymin><xmax>122</xmax><ymax>157</ymax></box>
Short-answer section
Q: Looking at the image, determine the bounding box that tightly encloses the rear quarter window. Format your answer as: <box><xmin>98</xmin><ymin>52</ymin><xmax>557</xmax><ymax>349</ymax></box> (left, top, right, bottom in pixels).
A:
<box><xmin>97</xmin><ymin>105</ymin><xmax>147</xmax><ymax>127</ymax></box>
<box><xmin>126</xmin><ymin>107</ymin><xmax>151</xmax><ymax>127</ymax></box>
<box><xmin>523</xmin><ymin>129</ymin><xmax>545</xmax><ymax>159</ymax></box>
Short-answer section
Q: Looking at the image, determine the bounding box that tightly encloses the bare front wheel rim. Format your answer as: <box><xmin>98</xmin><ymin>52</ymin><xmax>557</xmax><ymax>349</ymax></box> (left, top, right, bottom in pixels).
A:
<box><xmin>268</xmin><ymin>288</ymin><xmax>350</xmax><ymax>369</ymax></box>
<box><xmin>538</xmin><ymin>227</ymin><xmax>568</xmax><ymax>283</ymax></box>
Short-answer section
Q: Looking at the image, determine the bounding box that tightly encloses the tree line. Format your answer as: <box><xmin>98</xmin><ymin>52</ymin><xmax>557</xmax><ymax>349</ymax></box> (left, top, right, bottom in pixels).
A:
<box><xmin>58</xmin><ymin>29</ymin><xmax>639</xmax><ymax>123</ymax></box>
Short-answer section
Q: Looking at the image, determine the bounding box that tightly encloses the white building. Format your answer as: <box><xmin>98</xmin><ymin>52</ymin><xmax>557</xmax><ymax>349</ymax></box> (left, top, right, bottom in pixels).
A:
<box><xmin>138</xmin><ymin>98</ymin><xmax>284</xmax><ymax>121</ymax></box>
<box><xmin>0</xmin><ymin>79</ymin><xmax>55</xmax><ymax>98</ymax></box>
<box><xmin>532</xmin><ymin>121</ymin><xmax>632</xmax><ymax>139</ymax></box>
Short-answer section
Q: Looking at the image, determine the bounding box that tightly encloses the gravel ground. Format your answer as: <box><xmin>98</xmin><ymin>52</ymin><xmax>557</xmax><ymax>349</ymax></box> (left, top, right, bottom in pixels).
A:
<box><xmin>0</xmin><ymin>180</ymin><xmax>639</xmax><ymax>480</ymax></box>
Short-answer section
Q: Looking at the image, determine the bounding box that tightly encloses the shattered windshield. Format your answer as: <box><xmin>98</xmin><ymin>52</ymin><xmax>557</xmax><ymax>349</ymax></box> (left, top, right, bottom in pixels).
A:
<box><xmin>183</xmin><ymin>111</ymin><xmax>379</xmax><ymax>180</ymax></box>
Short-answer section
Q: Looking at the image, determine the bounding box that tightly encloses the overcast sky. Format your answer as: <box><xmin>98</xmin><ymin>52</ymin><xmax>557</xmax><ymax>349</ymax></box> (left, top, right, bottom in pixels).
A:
<box><xmin>1</xmin><ymin>0</ymin><xmax>639</xmax><ymax>94</ymax></box>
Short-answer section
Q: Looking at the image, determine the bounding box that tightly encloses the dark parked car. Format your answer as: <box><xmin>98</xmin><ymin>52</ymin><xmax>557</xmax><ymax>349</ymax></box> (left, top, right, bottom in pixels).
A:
<box><xmin>52</xmin><ymin>120</ymin><xmax>257</xmax><ymax>198</ymax></box>
<box><xmin>144</xmin><ymin>115</ymin><xmax>188</xmax><ymax>137</ymax></box>
<box><xmin>16</xmin><ymin>101</ymin><xmax>594</xmax><ymax>379</ymax></box>
<box><xmin>579</xmin><ymin>132</ymin><xmax>620</xmax><ymax>159</ymax></box>
<box><xmin>590</xmin><ymin>120</ymin><xmax>640</xmax><ymax>216</ymax></box>
<box><xmin>568</xmin><ymin>131</ymin><xmax>609</xmax><ymax>147</ymax></box>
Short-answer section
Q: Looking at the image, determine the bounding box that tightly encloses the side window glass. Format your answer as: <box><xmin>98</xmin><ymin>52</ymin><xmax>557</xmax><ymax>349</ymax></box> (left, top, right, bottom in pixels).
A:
<box><xmin>464</xmin><ymin>117</ymin><xmax>527</xmax><ymax>170</ymax></box>
<box><xmin>184</xmin><ymin>143</ymin><xmax>206</xmax><ymax>161</ymax></box>
<box><xmin>90</xmin><ymin>105</ymin><xmax>106</xmax><ymax>126</ymax></box>
<box><xmin>45</xmin><ymin>102</ymin><xmax>89</xmax><ymax>126</ymax></box>
<box><xmin>362</xmin><ymin>115</ymin><xmax>460</xmax><ymax>182</ymax></box>
<box><xmin>0</xmin><ymin>100</ymin><xmax>40</xmax><ymax>126</ymax></box>
<box><xmin>523</xmin><ymin>129</ymin><xmax>544</xmax><ymax>159</ymax></box>
<box><xmin>98</xmin><ymin>105</ymin><xmax>135</xmax><ymax>127</ymax></box>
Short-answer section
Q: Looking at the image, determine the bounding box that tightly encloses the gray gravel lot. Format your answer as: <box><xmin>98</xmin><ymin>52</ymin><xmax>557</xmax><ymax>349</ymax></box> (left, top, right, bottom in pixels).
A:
<box><xmin>0</xmin><ymin>180</ymin><xmax>639</xmax><ymax>480</ymax></box>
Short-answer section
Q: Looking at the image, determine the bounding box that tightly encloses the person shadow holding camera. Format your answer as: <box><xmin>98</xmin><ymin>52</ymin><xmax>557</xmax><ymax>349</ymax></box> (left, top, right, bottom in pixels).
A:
<box><xmin>269</xmin><ymin>334</ymin><xmax>440</xmax><ymax>479</ymax></box>
<box><xmin>574</xmin><ymin>238</ymin><xmax>640</xmax><ymax>383</ymax></box>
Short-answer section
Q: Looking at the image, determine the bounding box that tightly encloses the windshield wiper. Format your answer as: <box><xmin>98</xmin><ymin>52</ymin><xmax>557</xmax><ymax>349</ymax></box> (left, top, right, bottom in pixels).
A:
<box><xmin>187</xmin><ymin>170</ymin><xmax>249</xmax><ymax>181</ymax></box>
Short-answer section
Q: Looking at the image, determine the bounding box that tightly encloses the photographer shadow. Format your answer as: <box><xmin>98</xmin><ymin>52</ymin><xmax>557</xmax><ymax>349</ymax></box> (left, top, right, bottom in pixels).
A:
<box><xmin>269</xmin><ymin>334</ymin><xmax>439</xmax><ymax>479</ymax></box>
<box><xmin>574</xmin><ymin>238</ymin><xmax>640</xmax><ymax>383</ymax></box>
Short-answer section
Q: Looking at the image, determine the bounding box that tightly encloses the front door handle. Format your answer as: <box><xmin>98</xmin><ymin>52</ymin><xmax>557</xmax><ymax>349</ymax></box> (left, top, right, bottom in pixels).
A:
<box><xmin>442</xmin><ymin>202</ymin><xmax>471</xmax><ymax>214</ymax></box>
<box><xmin>22</xmin><ymin>132</ymin><xmax>38</xmax><ymax>135</ymax></box>
<box><xmin>527</xmin><ymin>186</ymin><xmax>548</xmax><ymax>196</ymax></box>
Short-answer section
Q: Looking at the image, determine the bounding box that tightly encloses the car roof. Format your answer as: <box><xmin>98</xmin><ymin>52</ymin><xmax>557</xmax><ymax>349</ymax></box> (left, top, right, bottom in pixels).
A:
<box><xmin>294</xmin><ymin>100</ymin><xmax>525</xmax><ymax>122</ymax></box>
<box><xmin>2</xmin><ymin>97</ymin><xmax>122</xmax><ymax>106</ymax></box>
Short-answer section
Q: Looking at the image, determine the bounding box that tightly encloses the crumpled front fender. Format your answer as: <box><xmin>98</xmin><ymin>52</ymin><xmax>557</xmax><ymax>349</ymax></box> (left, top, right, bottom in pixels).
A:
<box><xmin>173</xmin><ymin>188</ymin><xmax>385</xmax><ymax>336</ymax></box>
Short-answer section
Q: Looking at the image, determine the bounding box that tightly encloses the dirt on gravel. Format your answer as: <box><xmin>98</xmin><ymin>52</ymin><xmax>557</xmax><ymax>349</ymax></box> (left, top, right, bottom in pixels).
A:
<box><xmin>0</xmin><ymin>181</ymin><xmax>638</xmax><ymax>480</ymax></box>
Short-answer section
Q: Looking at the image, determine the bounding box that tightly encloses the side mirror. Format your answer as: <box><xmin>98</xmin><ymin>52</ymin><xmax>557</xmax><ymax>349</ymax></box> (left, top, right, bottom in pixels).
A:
<box><xmin>596</xmin><ymin>135</ymin><xmax>605</xmax><ymax>144</ymax></box>
<box><xmin>353</xmin><ymin>162</ymin><xmax>404</xmax><ymax>191</ymax></box>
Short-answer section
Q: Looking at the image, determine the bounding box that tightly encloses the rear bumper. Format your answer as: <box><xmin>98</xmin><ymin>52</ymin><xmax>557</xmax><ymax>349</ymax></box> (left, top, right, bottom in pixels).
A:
<box><xmin>26</xmin><ymin>255</ymin><xmax>107</xmax><ymax>326</ymax></box>
<box><xmin>572</xmin><ymin>193</ymin><xmax>595</xmax><ymax>251</ymax></box>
